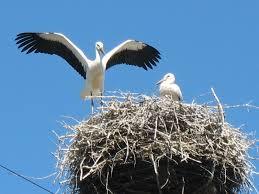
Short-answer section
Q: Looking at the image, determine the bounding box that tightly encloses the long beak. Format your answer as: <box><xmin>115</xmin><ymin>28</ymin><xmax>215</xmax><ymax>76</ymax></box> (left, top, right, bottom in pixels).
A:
<box><xmin>156</xmin><ymin>78</ymin><xmax>164</xmax><ymax>85</ymax></box>
<box><xmin>100</xmin><ymin>48</ymin><xmax>105</xmax><ymax>55</ymax></box>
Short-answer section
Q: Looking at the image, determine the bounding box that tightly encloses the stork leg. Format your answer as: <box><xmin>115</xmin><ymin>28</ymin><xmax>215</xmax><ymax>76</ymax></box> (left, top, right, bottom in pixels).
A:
<box><xmin>100</xmin><ymin>92</ymin><xmax>104</xmax><ymax>112</ymax></box>
<box><xmin>91</xmin><ymin>92</ymin><xmax>94</xmax><ymax>114</ymax></box>
<box><xmin>100</xmin><ymin>92</ymin><xmax>103</xmax><ymax>106</ymax></box>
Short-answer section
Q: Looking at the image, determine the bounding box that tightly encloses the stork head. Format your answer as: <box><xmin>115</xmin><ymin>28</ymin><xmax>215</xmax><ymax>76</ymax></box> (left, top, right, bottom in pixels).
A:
<box><xmin>156</xmin><ymin>73</ymin><xmax>176</xmax><ymax>85</ymax></box>
<box><xmin>95</xmin><ymin>41</ymin><xmax>105</xmax><ymax>55</ymax></box>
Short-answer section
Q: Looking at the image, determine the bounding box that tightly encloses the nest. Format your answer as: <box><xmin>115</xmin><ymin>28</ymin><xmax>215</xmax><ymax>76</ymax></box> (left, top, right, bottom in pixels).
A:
<box><xmin>56</xmin><ymin>93</ymin><xmax>256</xmax><ymax>194</ymax></box>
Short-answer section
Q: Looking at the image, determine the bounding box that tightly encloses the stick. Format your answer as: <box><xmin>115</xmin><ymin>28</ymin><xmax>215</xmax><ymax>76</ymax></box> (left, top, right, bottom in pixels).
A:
<box><xmin>211</xmin><ymin>87</ymin><xmax>224</xmax><ymax>125</ymax></box>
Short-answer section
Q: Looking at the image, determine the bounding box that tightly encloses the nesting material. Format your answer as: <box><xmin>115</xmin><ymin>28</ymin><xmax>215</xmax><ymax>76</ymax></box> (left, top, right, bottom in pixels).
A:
<box><xmin>56</xmin><ymin>94</ymin><xmax>256</xmax><ymax>194</ymax></box>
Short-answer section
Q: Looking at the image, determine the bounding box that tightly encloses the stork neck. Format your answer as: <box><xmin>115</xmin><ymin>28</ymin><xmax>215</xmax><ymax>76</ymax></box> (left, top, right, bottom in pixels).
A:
<box><xmin>95</xmin><ymin>49</ymin><xmax>101</xmax><ymax>62</ymax></box>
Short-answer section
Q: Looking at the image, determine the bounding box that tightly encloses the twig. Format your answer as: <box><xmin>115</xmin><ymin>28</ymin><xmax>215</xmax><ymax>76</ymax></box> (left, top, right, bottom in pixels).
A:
<box><xmin>211</xmin><ymin>87</ymin><xmax>225</xmax><ymax>125</ymax></box>
<box><xmin>181</xmin><ymin>177</ymin><xmax>185</xmax><ymax>194</ymax></box>
<box><xmin>151</xmin><ymin>154</ymin><xmax>162</xmax><ymax>194</ymax></box>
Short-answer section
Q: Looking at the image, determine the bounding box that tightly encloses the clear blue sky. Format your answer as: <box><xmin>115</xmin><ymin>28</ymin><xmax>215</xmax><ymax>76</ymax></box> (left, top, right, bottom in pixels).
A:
<box><xmin>0</xmin><ymin>0</ymin><xmax>258</xmax><ymax>193</ymax></box>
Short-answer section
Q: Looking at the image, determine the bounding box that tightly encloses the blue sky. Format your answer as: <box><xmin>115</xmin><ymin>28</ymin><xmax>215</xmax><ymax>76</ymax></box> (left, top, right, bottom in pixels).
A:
<box><xmin>0</xmin><ymin>0</ymin><xmax>258</xmax><ymax>193</ymax></box>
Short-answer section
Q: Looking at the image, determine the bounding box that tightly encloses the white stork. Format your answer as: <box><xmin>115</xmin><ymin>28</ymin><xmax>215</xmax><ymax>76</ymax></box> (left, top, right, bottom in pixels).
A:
<box><xmin>15</xmin><ymin>32</ymin><xmax>161</xmax><ymax>112</ymax></box>
<box><xmin>156</xmin><ymin>73</ymin><xmax>183</xmax><ymax>101</ymax></box>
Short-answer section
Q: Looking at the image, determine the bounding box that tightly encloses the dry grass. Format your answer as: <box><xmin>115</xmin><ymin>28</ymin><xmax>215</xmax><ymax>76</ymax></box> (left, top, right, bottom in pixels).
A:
<box><xmin>55</xmin><ymin>92</ymin><xmax>258</xmax><ymax>194</ymax></box>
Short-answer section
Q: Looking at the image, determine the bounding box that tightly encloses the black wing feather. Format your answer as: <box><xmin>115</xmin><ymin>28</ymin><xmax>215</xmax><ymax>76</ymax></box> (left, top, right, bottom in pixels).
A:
<box><xmin>15</xmin><ymin>32</ymin><xmax>86</xmax><ymax>79</ymax></box>
<box><xmin>106</xmin><ymin>41</ymin><xmax>161</xmax><ymax>70</ymax></box>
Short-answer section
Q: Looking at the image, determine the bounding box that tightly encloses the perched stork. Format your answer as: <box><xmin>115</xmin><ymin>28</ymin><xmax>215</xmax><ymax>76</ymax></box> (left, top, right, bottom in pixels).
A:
<box><xmin>156</xmin><ymin>73</ymin><xmax>183</xmax><ymax>101</ymax></box>
<box><xmin>15</xmin><ymin>32</ymin><xmax>161</xmax><ymax>112</ymax></box>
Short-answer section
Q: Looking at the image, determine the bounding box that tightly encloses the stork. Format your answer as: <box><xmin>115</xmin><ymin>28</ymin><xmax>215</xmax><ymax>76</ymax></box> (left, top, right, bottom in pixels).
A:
<box><xmin>156</xmin><ymin>73</ymin><xmax>183</xmax><ymax>101</ymax></box>
<box><xmin>15</xmin><ymin>32</ymin><xmax>161</xmax><ymax>112</ymax></box>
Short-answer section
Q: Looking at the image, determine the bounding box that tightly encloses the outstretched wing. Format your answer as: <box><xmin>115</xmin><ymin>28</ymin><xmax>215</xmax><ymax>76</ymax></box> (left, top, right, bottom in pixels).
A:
<box><xmin>102</xmin><ymin>40</ymin><xmax>161</xmax><ymax>70</ymax></box>
<box><xmin>15</xmin><ymin>32</ymin><xmax>88</xmax><ymax>79</ymax></box>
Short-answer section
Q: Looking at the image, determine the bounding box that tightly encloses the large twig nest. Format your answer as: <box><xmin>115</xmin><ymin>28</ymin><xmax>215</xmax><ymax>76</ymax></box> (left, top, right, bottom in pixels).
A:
<box><xmin>56</xmin><ymin>94</ymin><xmax>257</xmax><ymax>194</ymax></box>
